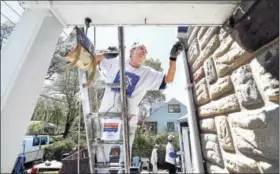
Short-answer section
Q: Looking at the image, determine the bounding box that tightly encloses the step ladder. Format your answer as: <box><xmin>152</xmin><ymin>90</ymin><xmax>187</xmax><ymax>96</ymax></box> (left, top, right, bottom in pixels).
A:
<box><xmin>77</xmin><ymin>22</ymin><xmax>131</xmax><ymax>173</ymax></box>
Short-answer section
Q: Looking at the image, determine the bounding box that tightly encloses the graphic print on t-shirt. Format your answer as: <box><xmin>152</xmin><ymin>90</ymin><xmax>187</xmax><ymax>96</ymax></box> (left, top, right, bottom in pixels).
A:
<box><xmin>111</xmin><ymin>71</ymin><xmax>140</xmax><ymax>97</ymax></box>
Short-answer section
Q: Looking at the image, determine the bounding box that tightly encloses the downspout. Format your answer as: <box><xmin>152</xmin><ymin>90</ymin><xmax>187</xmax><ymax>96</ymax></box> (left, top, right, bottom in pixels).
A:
<box><xmin>178</xmin><ymin>27</ymin><xmax>205</xmax><ymax>173</ymax></box>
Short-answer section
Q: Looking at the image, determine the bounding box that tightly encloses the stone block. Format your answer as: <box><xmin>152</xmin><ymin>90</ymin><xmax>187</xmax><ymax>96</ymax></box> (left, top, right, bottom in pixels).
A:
<box><xmin>209</xmin><ymin>76</ymin><xmax>234</xmax><ymax>100</ymax></box>
<box><xmin>206</xmin><ymin>162</ymin><xmax>229</xmax><ymax>174</ymax></box>
<box><xmin>193</xmin><ymin>66</ymin><xmax>204</xmax><ymax>82</ymax></box>
<box><xmin>215</xmin><ymin>42</ymin><xmax>254</xmax><ymax>77</ymax></box>
<box><xmin>194</xmin><ymin>78</ymin><xmax>210</xmax><ymax>106</ymax></box>
<box><xmin>259</xmin><ymin>161</ymin><xmax>279</xmax><ymax>173</ymax></box>
<box><xmin>215</xmin><ymin>116</ymin><xmax>234</xmax><ymax>151</ymax></box>
<box><xmin>219</xmin><ymin>28</ymin><xmax>230</xmax><ymax>41</ymax></box>
<box><xmin>198</xmin><ymin>94</ymin><xmax>240</xmax><ymax>118</ymax></box>
<box><xmin>200</xmin><ymin>133</ymin><xmax>224</xmax><ymax>167</ymax></box>
<box><xmin>231</xmin><ymin>65</ymin><xmax>264</xmax><ymax>108</ymax></box>
<box><xmin>214</xmin><ymin>35</ymin><xmax>234</xmax><ymax>58</ymax></box>
<box><xmin>187</xmin><ymin>39</ymin><xmax>200</xmax><ymax>65</ymax></box>
<box><xmin>192</xmin><ymin>35</ymin><xmax>220</xmax><ymax>72</ymax></box>
<box><xmin>229</xmin><ymin>105</ymin><xmax>279</xmax><ymax>162</ymax></box>
<box><xmin>200</xmin><ymin>27</ymin><xmax>220</xmax><ymax>50</ymax></box>
<box><xmin>186</xmin><ymin>26</ymin><xmax>194</xmax><ymax>39</ymax></box>
<box><xmin>227</xmin><ymin>0</ymin><xmax>279</xmax><ymax>52</ymax></box>
<box><xmin>187</xmin><ymin>26</ymin><xmax>200</xmax><ymax>45</ymax></box>
<box><xmin>224</xmin><ymin>153</ymin><xmax>260</xmax><ymax>173</ymax></box>
<box><xmin>204</xmin><ymin>57</ymin><xmax>218</xmax><ymax>85</ymax></box>
<box><xmin>198</xmin><ymin>27</ymin><xmax>209</xmax><ymax>40</ymax></box>
<box><xmin>199</xmin><ymin>118</ymin><xmax>216</xmax><ymax>132</ymax></box>
<box><xmin>250</xmin><ymin>43</ymin><xmax>279</xmax><ymax>102</ymax></box>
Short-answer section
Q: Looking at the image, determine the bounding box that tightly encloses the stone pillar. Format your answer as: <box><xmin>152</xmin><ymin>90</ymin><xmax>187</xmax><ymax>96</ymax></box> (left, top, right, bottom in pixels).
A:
<box><xmin>183</xmin><ymin>24</ymin><xmax>279</xmax><ymax>173</ymax></box>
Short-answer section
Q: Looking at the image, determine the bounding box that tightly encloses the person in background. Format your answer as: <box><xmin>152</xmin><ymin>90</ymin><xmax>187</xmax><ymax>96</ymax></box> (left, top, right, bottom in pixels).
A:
<box><xmin>151</xmin><ymin>144</ymin><xmax>159</xmax><ymax>173</ymax></box>
<box><xmin>165</xmin><ymin>135</ymin><xmax>176</xmax><ymax>174</ymax></box>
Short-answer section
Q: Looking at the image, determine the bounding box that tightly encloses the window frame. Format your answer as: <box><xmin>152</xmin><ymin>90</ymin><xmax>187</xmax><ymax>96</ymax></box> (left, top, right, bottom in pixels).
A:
<box><xmin>32</xmin><ymin>136</ymin><xmax>41</xmax><ymax>146</ymax></box>
<box><xmin>40</xmin><ymin>136</ymin><xmax>48</xmax><ymax>145</ymax></box>
<box><xmin>167</xmin><ymin>122</ymin><xmax>175</xmax><ymax>132</ymax></box>
<box><xmin>168</xmin><ymin>104</ymin><xmax>181</xmax><ymax>113</ymax></box>
<box><xmin>146</xmin><ymin>121</ymin><xmax>157</xmax><ymax>134</ymax></box>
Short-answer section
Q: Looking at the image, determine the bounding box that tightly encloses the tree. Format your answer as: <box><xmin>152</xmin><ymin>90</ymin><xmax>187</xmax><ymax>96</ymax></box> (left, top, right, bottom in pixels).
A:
<box><xmin>0</xmin><ymin>22</ymin><xmax>15</xmax><ymax>49</ymax></box>
<box><xmin>32</xmin><ymin>96</ymin><xmax>66</xmax><ymax>127</ymax></box>
<box><xmin>45</xmin><ymin>37</ymin><xmax>71</xmax><ymax>80</ymax></box>
<box><xmin>144</xmin><ymin>58</ymin><xmax>163</xmax><ymax>72</ymax></box>
<box><xmin>138</xmin><ymin>58</ymin><xmax>166</xmax><ymax>117</ymax></box>
<box><xmin>44</xmin><ymin>69</ymin><xmax>80</xmax><ymax>138</ymax></box>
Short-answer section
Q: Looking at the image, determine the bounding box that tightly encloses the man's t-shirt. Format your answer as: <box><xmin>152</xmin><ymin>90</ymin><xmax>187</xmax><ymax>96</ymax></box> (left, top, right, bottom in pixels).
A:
<box><xmin>165</xmin><ymin>142</ymin><xmax>176</xmax><ymax>165</ymax></box>
<box><xmin>98</xmin><ymin>57</ymin><xmax>166</xmax><ymax>116</ymax></box>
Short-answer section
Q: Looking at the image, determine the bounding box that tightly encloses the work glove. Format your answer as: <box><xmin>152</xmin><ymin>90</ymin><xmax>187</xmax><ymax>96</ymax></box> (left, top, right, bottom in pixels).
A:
<box><xmin>103</xmin><ymin>46</ymin><xmax>119</xmax><ymax>59</ymax></box>
<box><xmin>170</xmin><ymin>41</ymin><xmax>183</xmax><ymax>61</ymax></box>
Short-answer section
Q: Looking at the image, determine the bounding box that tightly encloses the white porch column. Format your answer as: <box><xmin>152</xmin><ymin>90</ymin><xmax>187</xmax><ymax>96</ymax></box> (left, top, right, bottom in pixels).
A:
<box><xmin>1</xmin><ymin>8</ymin><xmax>63</xmax><ymax>173</ymax></box>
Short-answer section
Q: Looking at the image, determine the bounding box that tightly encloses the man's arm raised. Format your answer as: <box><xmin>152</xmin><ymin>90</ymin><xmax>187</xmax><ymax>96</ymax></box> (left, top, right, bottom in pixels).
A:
<box><xmin>165</xmin><ymin>41</ymin><xmax>183</xmax><ymax>84</ymax></box>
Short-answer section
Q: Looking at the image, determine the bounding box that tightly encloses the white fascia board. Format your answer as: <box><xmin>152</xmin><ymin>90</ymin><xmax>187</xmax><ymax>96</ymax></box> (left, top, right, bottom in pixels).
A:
<box><xmin>24</xmin><ymin>1</ymin><xmax>239</xmax><ymax>26</ymax></box>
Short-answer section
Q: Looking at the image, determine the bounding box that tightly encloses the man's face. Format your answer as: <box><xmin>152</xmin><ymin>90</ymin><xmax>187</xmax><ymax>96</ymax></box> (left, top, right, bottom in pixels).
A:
<box><xmin>130</xmin><ymin>45</ymin><xmax>147</xmax><ymax>66</ymax></box>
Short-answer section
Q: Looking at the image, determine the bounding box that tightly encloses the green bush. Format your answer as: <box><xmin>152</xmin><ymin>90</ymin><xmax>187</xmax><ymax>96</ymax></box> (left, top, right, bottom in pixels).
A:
<box><xmin>43</xmin><ymin>139</ymin><xmax>75</xmax><ymax>161</ymax></box>
<box><xmin>132</xmin><ymin>127</ymin><xmax>179</xmax><ymax>167</ymax></box>
<box><xmin>53</xmin><ymin>135</ymin><xmax>64</xmax><ymax>141</ymax></box>
<box><xmin>43</xmin><ymin>132</ymin><xmax>88</xmax><ymax>161</ymax></box>
<box><xmin>68</xmin><ymin>131</ymin><xmax>87</xmax><ymax>149</ymax></box>
<box><xmin>27</xmin><ymin>122</ymin><xmax>45</xmax><ymax>135</ymax></box>
<box><xmin>43</xmin><ymin>126</ymin><xmax>179</xmax><ymax>165</ymax></box>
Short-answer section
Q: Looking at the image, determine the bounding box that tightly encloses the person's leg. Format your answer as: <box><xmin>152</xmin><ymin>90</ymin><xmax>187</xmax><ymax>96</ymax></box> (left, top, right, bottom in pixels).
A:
<box><xmin>128</xmin><ymin>114</ymin><xmax>138</xmax><ymax>154</ymax></box>
<box><xmin>166</xmin><ymin>162</ymin><xmax>171</xmax><ymax>174</ymax></box>
<box><xmin>153</xmin><ymin>164</ymin><xmax>158</xmax><ymax>173</ymax></box>
<box><xmin>118</xmin><ymin>114</ymin><xmax>138</xmax><ymax>172</ymax></box>
<box><xmin>171</xmin><ymin>164</ymin><xmax>176</xmax><ymax>174</ymax></box>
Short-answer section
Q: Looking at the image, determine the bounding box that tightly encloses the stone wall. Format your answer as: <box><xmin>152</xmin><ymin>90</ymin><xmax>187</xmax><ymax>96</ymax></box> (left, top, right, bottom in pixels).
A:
<box><xmin>184</xmin><ymin>26</ymin><xmax>279</xmax><ymax>173</ymax></box>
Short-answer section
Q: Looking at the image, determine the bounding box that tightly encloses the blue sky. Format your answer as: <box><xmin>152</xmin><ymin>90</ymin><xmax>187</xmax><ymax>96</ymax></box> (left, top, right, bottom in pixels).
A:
<box><xmin>1</xmin><ymin>1</ymin><xmax>188</xmax><ymax>106</ymax></box>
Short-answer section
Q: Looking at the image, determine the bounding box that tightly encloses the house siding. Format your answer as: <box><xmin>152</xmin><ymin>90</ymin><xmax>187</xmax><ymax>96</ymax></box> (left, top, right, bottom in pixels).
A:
<box><xmin>147</xmin><ymin>99</ymin><xmax>187</xmax><ymax>133</ymax></box>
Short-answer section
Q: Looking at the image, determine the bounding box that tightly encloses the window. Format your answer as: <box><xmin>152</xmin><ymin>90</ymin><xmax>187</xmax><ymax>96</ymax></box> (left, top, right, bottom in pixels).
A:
<box><xmin>146</xmin><ymin>122</ymin><xmax>157</xmax><ymax>134</ymax></box>
<box><xmin>168</xmin><ymin>104</ymin><xmax>181</xmax><ymax>113</ymax></box>
<box><xmin>49</xmin><ymin>137</ymin><xmax>55</xmax><ymax>144</ymax></box>
<box><xmin>32</xmin><ymin>136</ymin><xmax>40</xmax><ymax>146</ymax></box>
<box><xmin>40</xmin><ymin>137</ymin><xmax>48</xmax><ymax>145</ymax></box>
<box><xmin>167</xmin><ymin>122</ymin><xmax>175</xmax><ymax>132</ymax></box>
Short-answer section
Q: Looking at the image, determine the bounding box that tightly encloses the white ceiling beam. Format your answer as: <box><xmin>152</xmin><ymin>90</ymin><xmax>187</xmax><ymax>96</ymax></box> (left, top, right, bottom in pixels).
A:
<box><xmin>22</xmin><ymin>1</ymin><xmax>239</xmax><ymax>26</ymax></box>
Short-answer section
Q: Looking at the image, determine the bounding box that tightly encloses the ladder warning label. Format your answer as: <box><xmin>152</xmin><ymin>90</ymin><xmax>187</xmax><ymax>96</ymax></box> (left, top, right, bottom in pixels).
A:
<box><xmin>102</xmin><ymin>123</ymin><xmax>121</xmax><ymax>141</ymax></box>
<box><xmin>103</xmin><ymin>123</ymin><xmax>119</xmax><ymax>132</ymax></box>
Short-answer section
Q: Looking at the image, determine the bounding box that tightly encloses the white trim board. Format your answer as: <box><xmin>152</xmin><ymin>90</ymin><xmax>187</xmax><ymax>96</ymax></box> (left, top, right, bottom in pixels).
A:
<box><xmin>25</xmin><ymin>1</ymin><xmax>239</xmax><ymax>26</ymax></box>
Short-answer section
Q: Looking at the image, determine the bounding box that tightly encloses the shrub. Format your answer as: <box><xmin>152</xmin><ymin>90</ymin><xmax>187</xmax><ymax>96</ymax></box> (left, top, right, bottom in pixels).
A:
<box><xmin>43</xmin><ymin>139</ymin><xmax>74</xmax><ymax>161</ymax></box>
<box><xmin>27</xmin><ymin>122</ymin><xmax>45</xmax><ymax>135</ymax></box>
<box><xmin>53</xmin><ymin>135</ymin><xmax>64</xmax><ymax>141</ymax></box>
<box><xmin>132</xmin><ymin>127</ymin><xmax>179</xmax><ymax>167</ymax></box>
<box><xmin>68</xmin><ymin>131</ymin><xmax>87</xmax><ymax>149</ymax></box>
<box><xmin>43</xmin><ymin>132</ymin><xmax>88</xmax><ymax>161</ymax></box>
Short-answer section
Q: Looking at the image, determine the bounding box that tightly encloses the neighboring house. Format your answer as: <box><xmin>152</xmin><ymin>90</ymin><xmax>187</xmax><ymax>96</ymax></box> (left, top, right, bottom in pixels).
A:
<box><xmin>145</xmin><ymin>98</ymin><xmax>187</xmax><ymax>134</ymax></box>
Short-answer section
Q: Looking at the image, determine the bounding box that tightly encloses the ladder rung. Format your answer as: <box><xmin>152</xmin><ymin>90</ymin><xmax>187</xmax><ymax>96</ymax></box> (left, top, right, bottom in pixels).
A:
<box><xmin>93</xmin><ymin>140</ymin><xmax>123</xmax><ymax>145</ymax></box>
<box><xmin>83</xmin><ymin>82</ymin><xmax>121</xmax><ymax>88</ymax></box>
<box><xmin>98</xmin><ymin>112</ymin><xmax>122</xmax><ymax>118</ymax></box>
<box><xmin>94</xmin><ymin>167</ymin><xmax>124</xmax><ymax>170</ymax></box>
<box><xmin>94</xmin><ymin>162</ymin><xmax>125</xmax><ymax>170</ymax></box>
<box><xmin>88</xmin><ymin>112</ymin><xmax>122</xmax><ymax>119</ymax></box>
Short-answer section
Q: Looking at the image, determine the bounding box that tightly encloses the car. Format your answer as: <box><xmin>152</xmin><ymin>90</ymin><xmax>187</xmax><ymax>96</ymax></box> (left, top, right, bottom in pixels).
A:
<box><xmin>29</xmin><ymin>160</ymin><xmax>62</xmax><ymax>174</ymax></box>
<box><xmin>19</xmin><ymin>135</ymin><xmax>56</xmax><ymax>165</ymax></box>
